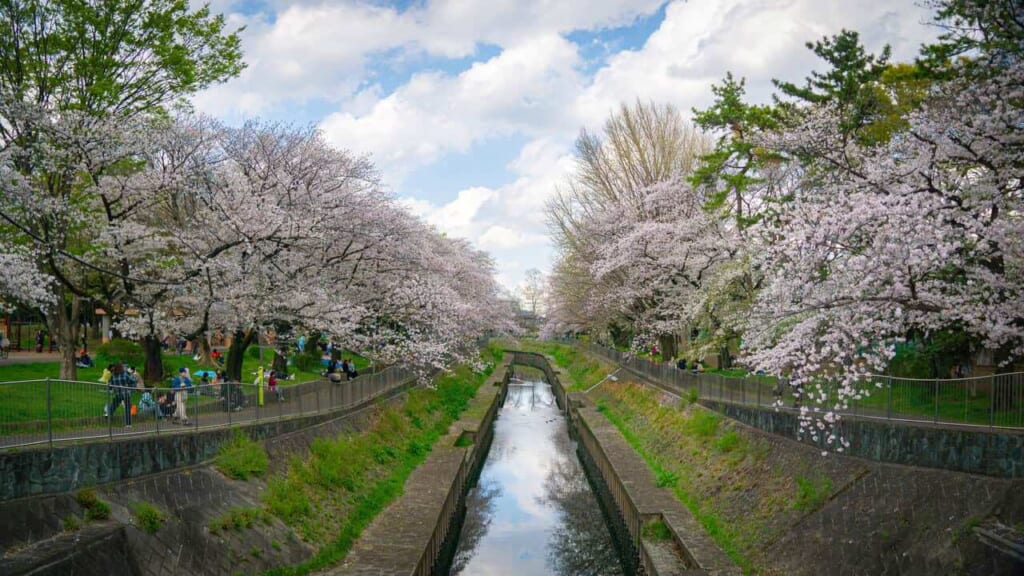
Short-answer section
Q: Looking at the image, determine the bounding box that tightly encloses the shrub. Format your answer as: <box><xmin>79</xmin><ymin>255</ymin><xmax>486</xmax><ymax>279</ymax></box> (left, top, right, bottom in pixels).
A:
<box><xmin>75</xmin><ymin>488</ymin><xmax>112</xmax><ymax>521</ymax></box>
<box><xmin>75</xmin><ymin>488</ymin><xmax>98</xmax><ymax>509</ymax></box>
<box><xmin>131</xmin><ymin>502</ymin><xmax>165</xmax><ymax>534</ymax></box>
<box><xmin>687</xmin><ymin>388</ymin><xmax>699</xmax><ymax>404</ymax></box>
<box><xmin>95</xmin><ymin>339</ymin><xmax>145</xmax><ymax>368</ymax></box>
<box><xmin>793</xmin><ymin>474</ymin><xmax>834</xmax><ymax>512</ymax></box>
<box><xmin>216</xmin><ymin>431</ymin><xmax>269</xmax><ymax>480</ymax></box>
<box><xmin>63</xmin><ymin>515</ymin><xmax>81</xmax><ymax>532</ymax></box>
<box><xmin>85</xmin><ymin>500</ymin><xmax>111</xmax><ymax>522</ymax></box>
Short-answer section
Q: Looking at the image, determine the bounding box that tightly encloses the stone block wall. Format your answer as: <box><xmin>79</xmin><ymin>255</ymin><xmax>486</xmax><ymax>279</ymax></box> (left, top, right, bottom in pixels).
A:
<box><xmin>702</xmin><ymin>400</ymin><xmax>1024</xmax><ymax>478</ymax></box>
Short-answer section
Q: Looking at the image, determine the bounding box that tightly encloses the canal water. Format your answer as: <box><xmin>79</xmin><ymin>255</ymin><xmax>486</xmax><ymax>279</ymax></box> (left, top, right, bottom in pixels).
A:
<box><xmin>449</xmin><ymin>375</ymin><xmax>625</xmax><ymax>576</ymax></box>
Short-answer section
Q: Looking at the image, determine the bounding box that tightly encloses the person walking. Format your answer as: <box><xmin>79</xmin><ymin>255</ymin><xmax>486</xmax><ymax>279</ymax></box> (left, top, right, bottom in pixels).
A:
<box><xmin>35</xmin><ymin>330</ymin><xmax>44</xmax><ymax>353</ymax></box>
<box><xmin>172</xmin><ymin>367</ymin><xmax>192</xmax><ymax>425</ymax></box>
<box><xmin>107</xmin><ymin>363</ymin><xmax>134</xmax><ymax>428</ymax></box>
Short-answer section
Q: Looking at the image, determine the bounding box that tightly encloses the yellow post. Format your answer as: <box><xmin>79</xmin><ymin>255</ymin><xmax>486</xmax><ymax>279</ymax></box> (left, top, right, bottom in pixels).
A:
<box><xmin>257</xmin><ymin>365</ymin><xmax>264</xmax><ymax>407</ymax></box>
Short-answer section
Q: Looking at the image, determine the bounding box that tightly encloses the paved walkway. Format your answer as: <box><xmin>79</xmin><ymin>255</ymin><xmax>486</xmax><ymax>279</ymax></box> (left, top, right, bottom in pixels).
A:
<box><xmin>0</xmin><ymin>351</ymin><xmax>62</xmax><ymax>365</ymax></box>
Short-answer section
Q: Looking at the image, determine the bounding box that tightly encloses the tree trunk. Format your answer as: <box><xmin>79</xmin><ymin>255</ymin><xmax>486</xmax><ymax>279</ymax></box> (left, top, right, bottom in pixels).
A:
<box><xmin>142</xmin><ymin>334</ymin><xmax>164</xmax><ymax>384</ymax></box>
<box><xmin>49</xmin><ymin>293</ymin><xmax>81</xmax><ymax>381</ymax></box>
<box><xmin>719</xmin><ymin>345</ymin><xmax>732</xmax><ymax>370</ymax></box>
<box><xmin>658</xmin><ymin>334</ymin><xmax>677</xmax><ymax>362</ymax></box>
<box><xmin>273</xmin><ymin>348</ymin><xmax>288</xmax><ymax>374</ymax></box>
<box><xmin>225</xmin><ymin>328</ymin><xmax>257</xmax><ymax>382</ymax></box>
<box><xmin>197</xmin><ymin>337</ymin><xmax>212</xmax><ymax>366</ymax></box>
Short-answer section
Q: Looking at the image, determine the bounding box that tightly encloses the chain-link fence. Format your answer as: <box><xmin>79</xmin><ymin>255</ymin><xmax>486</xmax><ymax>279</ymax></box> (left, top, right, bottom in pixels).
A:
<box><xmin>0</xmin><ymin>366</ymin><xmax>415</xmax><ymax>450</ymax></box>
<box><xmin>583</xmin><ymin>342</ymin><xmax>1024</xmax><ymax>429</ymax></box>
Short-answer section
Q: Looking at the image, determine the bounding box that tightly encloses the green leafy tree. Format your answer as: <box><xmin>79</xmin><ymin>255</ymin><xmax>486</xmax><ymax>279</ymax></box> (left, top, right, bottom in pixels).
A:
<box><xmin>773</xmin><ymin>29</ymin><xmax>892</xmax><ymax>140</ymax></box>
<box><xmin>691</xmin><ymin>72</ymin><xmax>782</xmax><ymax>229</ymax></box>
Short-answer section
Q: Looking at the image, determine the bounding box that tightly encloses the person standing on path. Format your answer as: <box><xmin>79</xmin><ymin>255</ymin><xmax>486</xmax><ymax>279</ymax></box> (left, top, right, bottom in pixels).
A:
<box><xmin>107</xmin><ymin>363</ymin><xmax>134</xmax><ymax>428</ymax></box>
<box><xmin>172</xmin><ymin>367</ymin><xmax>192</xmax><ymax>425</ymax></box>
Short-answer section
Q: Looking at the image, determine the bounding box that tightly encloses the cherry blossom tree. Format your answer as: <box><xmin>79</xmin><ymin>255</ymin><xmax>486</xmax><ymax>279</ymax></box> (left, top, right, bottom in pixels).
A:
<box><xmin>742</xmin><ymin>4</ymin><xmax>1023</xmax><ymax>446</ymax></box>
<box><xmin>0</xmin><ymin>0</ymin><xmax>242</xmax><ymax>379</ymax></box>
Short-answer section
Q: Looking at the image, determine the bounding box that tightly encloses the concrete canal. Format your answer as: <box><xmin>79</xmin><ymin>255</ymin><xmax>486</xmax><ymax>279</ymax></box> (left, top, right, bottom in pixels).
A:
<box><xmin>447</xmin><ymin>371</ymin><xmax>625</xmax><ymax>575</ymax></box>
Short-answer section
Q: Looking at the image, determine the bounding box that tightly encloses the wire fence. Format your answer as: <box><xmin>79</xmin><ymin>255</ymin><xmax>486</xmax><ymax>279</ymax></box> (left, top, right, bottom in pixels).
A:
<box><xmin>0</xmin><ymin>366</ymin><xmax>415</xmax><ymax>450</ymax></box>
<box><xmin>582</xmin><ymin>342</ymin><xmax>1024</xmax><ymax>430</ymax></box>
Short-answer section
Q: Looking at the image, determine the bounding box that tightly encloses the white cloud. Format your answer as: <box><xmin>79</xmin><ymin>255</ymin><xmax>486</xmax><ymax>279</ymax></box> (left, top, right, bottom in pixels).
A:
<box><xmin>192</xmin><ymin>0</ymin><xmax>664</xmax><ymax>118</ymax></box>
<box><xmin>320</xmin><ymin>35</ymin><xmax>583</xmax><ymax>181</ymax></box>
<box><xmin>575</xmin><ymin>0</ymin><xmax>938</xmax><ymax>128</ymax></box>
<box><xmin>194</xmin><ymin>0</ymin><xmax>942</xmax><ymax>292</ymax></box>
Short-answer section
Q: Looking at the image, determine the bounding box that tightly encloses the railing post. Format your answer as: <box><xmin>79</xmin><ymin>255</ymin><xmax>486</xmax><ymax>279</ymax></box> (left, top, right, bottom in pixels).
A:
<box><xmin>964</xmin><ymin>379</ymin><xmax>969</xmax><ymax>424</ymax></box>
<box><xmin>886</xmin><ymin>377</ymin><xmax>893</xmax><ymax>420</ymax></box>
<box><xmin>990</xmin><ymin>375</ymin><xmax>996</xmax><ymax>429</ymax></box>
<box><xmin>934</xmin><ymin>379</ymin><xmax>940</xmax><ymax>423</ymax></box>
<box><xmin>46</xmin><ymin>377</ymin><xmax>52</xmax><ymax>448</ymax></box>
<box><xmin>108</xmin><ymin>386</ymin><xmax>113</xmax><ymax>440</ymax></box>
<box><xmin>194</xmin><ymin>389</ymin><xmax>199</xmax><ymax>431</ymax></box>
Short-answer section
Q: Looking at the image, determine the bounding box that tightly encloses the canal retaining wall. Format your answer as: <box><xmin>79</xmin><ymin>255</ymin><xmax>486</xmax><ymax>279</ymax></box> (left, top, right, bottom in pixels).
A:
<box><xmin>328</xmin><ymin>362</ymin><xmax>509</xmax><ymax>576</ymax></box>
<box><xmin>569</xmin><ymin>392</ymin><xmax>741</xmax><ymax>576</ymax></box>
<box><xmin>702</xmin><ymin>399</ymin><xmax>1024</xmax><ymax>478</ymax></box>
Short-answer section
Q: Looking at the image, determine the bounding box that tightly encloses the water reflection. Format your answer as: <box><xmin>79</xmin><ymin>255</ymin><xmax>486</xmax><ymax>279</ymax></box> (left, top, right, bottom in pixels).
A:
<box><xmin>450</xmin><ymin>378</ymin><xmax>623</xmax><ymax>576</ymax></box>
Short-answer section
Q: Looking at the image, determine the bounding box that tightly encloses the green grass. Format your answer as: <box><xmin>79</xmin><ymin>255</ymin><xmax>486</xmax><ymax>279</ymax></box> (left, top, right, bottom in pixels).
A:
<box><xmin>131</xmin><ymin>502</ymin><xmax>166</xmax><ymax>534</ymax></box>
<box><xmin>597</xmin><ymin>402</ymin><xmax>752</xmax><ymax>571</ymax></box>
<box><xmin>792</xmin><ymin>474</ymin><xmax>834</xmax><ymax>512</ymax></box>
<box><xmin>258</xmin><ymin>351</ymin><xmax>499</xmax><ymax>576</ymax></box>
<box><xmin>0</xmin><ymin>344</ymin><xmax>365</xmax><ymax>428</ymax></box>
<box><xmin>216</xmin><ymin>431</ymin><xmax>269</xmax><ymax>481</ymax></box>
<box><xmin>713</xmin><ymin>430</ymin><xmax>743</xmax><ymax>453</ymax></box>
<box><xmin>642</xmin><ymin>519</ymin><xmax>673</xmax><ymax>542</ymax></box>
<box><xmin>209</xmin><ymin>507</ymin><xmax>271</xmax><ymax>533</ymax></box>
<box><xmin>684</xmin><ymin>409</ymin><xmax>721</xmax><ymax>438</ymax></box>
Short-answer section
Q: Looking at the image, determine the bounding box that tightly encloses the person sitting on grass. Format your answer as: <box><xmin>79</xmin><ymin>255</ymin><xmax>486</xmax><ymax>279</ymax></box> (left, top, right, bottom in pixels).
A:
<box><xmin>137</xmin><ymin>388</ymin><xmax>161</xmax><ymax>419</ymax></box>
<box><xmin>157</xmin><ymin>392</ymin><xmax>175</xmax><ymax>418</ymax></box>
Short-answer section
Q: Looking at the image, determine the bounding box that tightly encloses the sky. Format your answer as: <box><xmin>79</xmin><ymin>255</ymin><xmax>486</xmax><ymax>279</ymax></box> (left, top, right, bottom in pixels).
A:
<box><xmin>190</xmin><ymin>0</ymin><xmax>940</xmax><ymax>294</ymax></box>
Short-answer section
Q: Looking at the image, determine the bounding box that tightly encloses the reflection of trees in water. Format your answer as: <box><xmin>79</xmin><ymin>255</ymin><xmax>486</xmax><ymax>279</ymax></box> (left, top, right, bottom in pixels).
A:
<box><xmin>539</xmin><ymin>436</ymin><xmax>625</xmax><ymax>576</ymax></box>
<box><xmin>506</xmin><ymin>379</ymin><xmax>555</xmax><ymax>411</ymax></box>
<box><xmin>450</xmin><ymin>479</ymin><xmax>502</xmax><ymax>575</ymax></box>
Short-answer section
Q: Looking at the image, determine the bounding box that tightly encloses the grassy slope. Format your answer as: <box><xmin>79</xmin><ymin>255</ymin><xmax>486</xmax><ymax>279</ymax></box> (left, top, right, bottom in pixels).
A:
<box><xmin>531</xmin><ymin>341</ymin><xmax>855</xmax><ymax>575</ymax></box>
<box><xmin>259</xmin><ymin>345</ymin><xmax>503</xmax><ymax>576</ymax></box>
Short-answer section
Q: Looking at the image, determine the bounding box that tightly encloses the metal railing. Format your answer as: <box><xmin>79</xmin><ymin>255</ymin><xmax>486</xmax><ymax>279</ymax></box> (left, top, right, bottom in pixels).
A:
<box><xmin>582</xmin><ymin>342</ymin><xmax>1024</xmax><ymax>430</ymax></box>
<box><xmin>0</xmin><ymin>366</ymin><xmax>415</xmax><ymax>450</ymax></box>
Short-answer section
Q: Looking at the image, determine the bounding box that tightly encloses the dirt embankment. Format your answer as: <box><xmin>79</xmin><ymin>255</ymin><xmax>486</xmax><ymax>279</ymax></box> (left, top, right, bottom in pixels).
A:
<box><xmin>591</xmin><ymin>379</ymin><xmax>1024</xmax><ymax>576</ymax></box>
